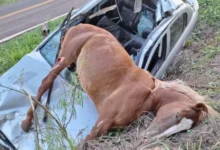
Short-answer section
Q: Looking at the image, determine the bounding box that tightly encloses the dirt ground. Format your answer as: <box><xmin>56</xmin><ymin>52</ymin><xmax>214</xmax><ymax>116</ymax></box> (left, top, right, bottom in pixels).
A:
<box><xmin>166</xmin><ymin>27</ymin><xmax>220</xmax><ymax>104</ymax></box>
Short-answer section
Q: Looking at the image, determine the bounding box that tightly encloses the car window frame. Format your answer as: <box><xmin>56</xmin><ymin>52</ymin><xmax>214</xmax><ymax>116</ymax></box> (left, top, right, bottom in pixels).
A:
<box><xmin>144</xmin><ymin>32</ymin><xmax>168</xmax><ymax>71</ymax></box>
<box><xmin>137</xmin><ymin>3</ymin><xmax>194</xmax><ymax>77</ymax></box>
<box><xmin>167</xmin><ymin>12</ymin><xmax>188</xmax><ymax>53</ymax></box>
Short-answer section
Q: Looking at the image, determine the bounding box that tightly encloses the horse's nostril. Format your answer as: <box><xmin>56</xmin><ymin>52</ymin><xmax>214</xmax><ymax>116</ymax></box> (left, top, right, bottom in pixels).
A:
<box><xmin>175</xmin><ymin>113</ymin><xmax>181</xmax><ymax>121</ymax></box>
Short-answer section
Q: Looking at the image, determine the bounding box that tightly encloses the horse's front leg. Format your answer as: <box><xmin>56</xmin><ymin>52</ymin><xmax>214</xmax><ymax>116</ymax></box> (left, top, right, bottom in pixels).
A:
<box><xmin>21</xmin><ymin>57</ymin><xmax>68</xmax><ymax>132</ymax></box>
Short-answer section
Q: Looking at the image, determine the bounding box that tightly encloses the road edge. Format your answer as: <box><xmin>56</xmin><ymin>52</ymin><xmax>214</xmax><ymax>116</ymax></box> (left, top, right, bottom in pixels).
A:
<box><xmin>0</xmin><ymin>9</ymin><xmax>77</xmax><ymax>44</ymax></box>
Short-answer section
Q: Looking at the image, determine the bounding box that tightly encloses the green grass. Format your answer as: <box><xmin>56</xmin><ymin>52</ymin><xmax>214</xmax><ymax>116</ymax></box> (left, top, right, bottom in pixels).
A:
<box><xmin>0</xmin><ymin>0</ymin><xmax>18</xmax><ymax>6</ymax></box>
<box><xmin>198</xmin><ymin>0</ymin><xmax>220</xmax><ymax>27</ymax></box>
<box><xmin>186</xmin><ymin>0</ymin><xmax>220</xmax><ymax>72</ymax></box>
<box><xmin>202</xmin><ymin>45</ymin><xmax>220</xmax><ymax>60</ymax></box>
<box><xmin>188</xmin><ymin>0</ymin><xmax>220</xmax><ymax>42</ymax></box>
<box><xmin>0</xmin><ymin>17</ymin><xmax>64</xmax><ymax>75</ymax></box>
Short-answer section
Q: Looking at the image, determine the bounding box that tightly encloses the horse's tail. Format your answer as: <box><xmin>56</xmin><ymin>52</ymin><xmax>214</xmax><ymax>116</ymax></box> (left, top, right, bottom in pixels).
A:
<box><xmin>153</xmin><ymin>79</ymin><xmax>219</xmax><ymax>117</ymax></box>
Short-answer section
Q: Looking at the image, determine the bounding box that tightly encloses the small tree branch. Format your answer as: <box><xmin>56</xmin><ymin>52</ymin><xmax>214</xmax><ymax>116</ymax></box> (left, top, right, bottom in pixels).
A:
<box><xmin>0</xmin><ymin>83</ymin><xmax>24</xmax><ymax>94</ymax></box>
<box><xmin>26</xmin><ymin>92</ymin><xmax>41</xmax><ymax>149</ymax></box>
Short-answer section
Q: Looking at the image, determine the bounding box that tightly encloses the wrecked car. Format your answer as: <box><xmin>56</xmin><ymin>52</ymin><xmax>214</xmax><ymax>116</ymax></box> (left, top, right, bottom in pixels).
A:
<box><xmin>0</xmin><ymin>0</ymin><xmax>199</xmax><ymax>149</ymax></box>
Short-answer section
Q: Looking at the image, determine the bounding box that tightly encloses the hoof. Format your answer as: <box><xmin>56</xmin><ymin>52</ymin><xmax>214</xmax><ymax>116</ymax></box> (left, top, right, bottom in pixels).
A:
<box><xmin>21</xmin><ymin>120</ymin><xmax>32</xmax><ymax>132</ymax></box>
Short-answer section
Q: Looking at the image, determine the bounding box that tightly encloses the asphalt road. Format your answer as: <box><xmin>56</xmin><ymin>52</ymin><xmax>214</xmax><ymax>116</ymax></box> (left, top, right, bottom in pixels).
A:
<box><xmin>0</xmin><ymin>0</ymin><xmax>88</xmax><ymax>40</ymax></box>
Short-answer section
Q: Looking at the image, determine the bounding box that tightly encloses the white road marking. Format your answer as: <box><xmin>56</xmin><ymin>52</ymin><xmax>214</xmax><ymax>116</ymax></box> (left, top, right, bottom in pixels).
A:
<box><xmin>0</xmin><ymin>0</ymin><xmax>54</xmax><ymax>20</ymax></box>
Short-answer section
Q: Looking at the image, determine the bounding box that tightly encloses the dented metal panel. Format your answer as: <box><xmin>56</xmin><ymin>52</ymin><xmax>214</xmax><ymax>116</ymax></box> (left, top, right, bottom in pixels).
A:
<box><xmin>0</xmin><ymin>52</ymin><xmax>98</xmax><ymax>149</ymax></box>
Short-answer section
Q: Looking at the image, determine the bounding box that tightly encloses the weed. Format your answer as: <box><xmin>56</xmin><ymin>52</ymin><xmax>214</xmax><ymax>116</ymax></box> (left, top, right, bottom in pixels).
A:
<box><xmin>202</xmin><ymin>46</ymin><xmax>220</xmax><ymax>60</ymax></box>
<box><xmin>198</xmin><ymin>0</ymin><xmax>220</xmax><ymax>27</ymax></box>
<box><xmin>191</xmin><ymin>0</ymin><xmax>220</xmax><ymax>41</ymax></box>
<box><xmin>190</xmin><ymin>33</ymin><xmax>220</xmax><ymax>71</ymax></box>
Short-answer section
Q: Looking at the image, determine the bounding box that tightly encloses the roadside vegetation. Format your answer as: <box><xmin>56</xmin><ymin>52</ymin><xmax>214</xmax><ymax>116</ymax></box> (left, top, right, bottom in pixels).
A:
<box><xmin>0</xmin><ymin>17</ymin><xmax>64</xmax><ymax>75</ymax></box>
<box><xmin>161</xmin><ymin>0</ymin><xmax>220</xmax><ymax>149</ymax></box>
<box><xmin>0</xmin><ymin>0</ymin><xmax>18</xmax><ymax>6</ymax></box>
<box><xmin>167</xmin><ymin>0</ymin><xmax>220</xmax><ymax>102</ymax></box>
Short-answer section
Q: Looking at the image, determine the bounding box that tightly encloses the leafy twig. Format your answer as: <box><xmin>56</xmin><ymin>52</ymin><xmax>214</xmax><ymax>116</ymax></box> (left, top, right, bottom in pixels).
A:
<box><xmin>22</xmin><ymin>89</ymin><xmax>75</xmax><ymax>148</ymax></box>
<box><xmin>26</xmin><ymin>92</ymin><xmax>41</xmax><ymax>150</ymax></box>
<box><xmin>0</xmin><ymin>84</ymin><xmax>75</xmax><ymax>149</ymax></box>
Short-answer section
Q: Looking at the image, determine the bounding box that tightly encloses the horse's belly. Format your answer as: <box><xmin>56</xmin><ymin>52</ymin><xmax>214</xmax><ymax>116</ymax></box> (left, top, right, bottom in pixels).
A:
<box><xmin>76</xmin><ymin>38</ymin><xmax>135</xmax><ymax>107</ymax></box>
<box><xmin>77</xmin><ymin>47</ymin><xmax>131</xmax><ymax>89</ymax></box>
<box><xmin>76</xmin><ymin>62</ymin><xmax>124</xmax><ymax>97</ymax></box>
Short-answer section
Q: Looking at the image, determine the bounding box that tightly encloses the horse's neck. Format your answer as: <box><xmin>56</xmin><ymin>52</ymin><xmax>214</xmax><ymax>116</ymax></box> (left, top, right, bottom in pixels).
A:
<box><xmin>149</xmin><ymin>88</ymin><xmax>184</xmax><ymax>113</ymax></box>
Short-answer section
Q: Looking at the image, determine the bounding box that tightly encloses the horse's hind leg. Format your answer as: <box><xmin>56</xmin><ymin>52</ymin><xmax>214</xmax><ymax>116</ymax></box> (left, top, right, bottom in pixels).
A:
<box><xmin>85</xmin><ymin>114</ymin><xmax>114</xmax><ymax>142</ymax></box>
<box><xmin>21</xmin><ymin>57</ymin><xmax>69</xmax><ymax>132</ymax></box>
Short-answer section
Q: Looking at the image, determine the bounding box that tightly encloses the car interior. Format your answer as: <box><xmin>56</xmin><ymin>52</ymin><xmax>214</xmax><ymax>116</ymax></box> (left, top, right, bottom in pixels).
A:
<box><xmin>85</xmin><ymin>0</ymin><xmax>157</xmax><ymax>59</ymax></box>
<box><xmin>60</xmin><ymin>0</ymin><xmax>157</xmax><ymax>73</ymax></box>
<box><xmin>40</xmin><ymin>0</ymin><xmax>161</xmax><ymax>80</ymax></box>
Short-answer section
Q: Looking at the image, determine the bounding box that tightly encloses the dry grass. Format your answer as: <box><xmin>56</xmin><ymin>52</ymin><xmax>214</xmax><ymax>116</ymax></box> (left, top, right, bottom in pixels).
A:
<box><xmin>79</xmin><ymin>113</ymin><xmax>220</xmax><ymax>150</ymax></box>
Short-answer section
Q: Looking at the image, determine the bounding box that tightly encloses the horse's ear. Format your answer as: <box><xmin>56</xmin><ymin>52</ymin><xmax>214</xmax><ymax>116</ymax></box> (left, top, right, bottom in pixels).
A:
<box><xmin>193</xmin><ymin>103</ymin><xmax>208</xmax><ymax>113</ymax></box>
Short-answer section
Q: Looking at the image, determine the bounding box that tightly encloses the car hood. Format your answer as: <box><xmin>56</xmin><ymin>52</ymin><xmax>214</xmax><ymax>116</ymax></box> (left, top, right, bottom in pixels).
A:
<box><xmin>0</xmin><ymin>51</ymin><xmax>98</xmax><ymax>149</ymax></box>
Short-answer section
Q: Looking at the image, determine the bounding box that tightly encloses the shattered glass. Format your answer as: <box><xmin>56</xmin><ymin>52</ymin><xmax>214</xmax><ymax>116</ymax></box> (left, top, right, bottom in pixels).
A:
<box><xmin>40</xmin><ymin>31</ymin><xmax>61</xmax><ymax>66</ymax></box>
<box><xmin>137</xmin><ymin>10</ymin><xmax>154</xmax><ymax>36</ymax></box>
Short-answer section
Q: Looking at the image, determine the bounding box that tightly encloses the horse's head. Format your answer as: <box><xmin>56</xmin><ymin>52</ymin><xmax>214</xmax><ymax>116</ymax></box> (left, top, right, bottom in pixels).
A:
<box><xmin>142</xmin><ymin>80</ymin><xmax>214</xmax><ymax>139</ymax></box>
<box><xmin>145</xmin><ymin>101</ymin><xmax>208</xmax><ymax>139</ymax></box>
<box><xmin>180</xmin><ymin>102</ymin><xmax>208</xmax><ymax>124</ymax></box>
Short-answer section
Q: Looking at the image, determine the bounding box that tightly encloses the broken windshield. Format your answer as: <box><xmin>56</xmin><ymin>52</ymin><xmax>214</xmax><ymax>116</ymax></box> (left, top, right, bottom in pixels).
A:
<box><xmin>40</xmin><ymin>31</ymin><xmax>61</xmax><ymax>66</ymax></box>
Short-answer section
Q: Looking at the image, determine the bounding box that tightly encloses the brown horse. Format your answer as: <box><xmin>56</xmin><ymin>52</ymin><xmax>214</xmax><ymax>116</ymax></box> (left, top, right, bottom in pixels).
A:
<box><xmin>21</xmin><ymin>24</ymin><xmax>217</xmax><ymax>142</ymax></box>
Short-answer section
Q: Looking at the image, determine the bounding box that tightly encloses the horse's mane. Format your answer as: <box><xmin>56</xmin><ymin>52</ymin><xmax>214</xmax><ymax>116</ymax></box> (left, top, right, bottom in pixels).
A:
<box><xmin>153</xmin><ymin>79</ymin><xmax>218</xmax><ymax>118</ymax></box>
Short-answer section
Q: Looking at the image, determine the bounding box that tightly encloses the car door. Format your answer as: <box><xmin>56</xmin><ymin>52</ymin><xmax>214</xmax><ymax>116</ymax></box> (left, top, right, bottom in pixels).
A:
<box><xmin>155</xmin><ymin>3</ymin><xmax>197</xmax><ymax>79</ymax></box>
<box><xmin>142</xmin><ymin>32</ymin><xmax>169</xmax><ymax>76</ymax></box>
<box><xmin>147</xmin><ymin>13</ymin><xmax>187</xmax><ymax>77</ymax></box>
<box><xmin>137</xmin><ymin>2</ymin><xmax>196</xmax><ymax>79</ymax></box>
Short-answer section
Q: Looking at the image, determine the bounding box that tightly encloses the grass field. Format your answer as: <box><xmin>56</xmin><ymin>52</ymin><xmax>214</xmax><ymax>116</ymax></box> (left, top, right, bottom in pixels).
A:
<box><xmin>0</xmin><ymin>17</ymin><xmax>64</xmax><ymax>75</ymax></box>
<box><xmin>0</xmin><ymin>0</ymin><xmax>18</xmax><ymax>6</ymax></box>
